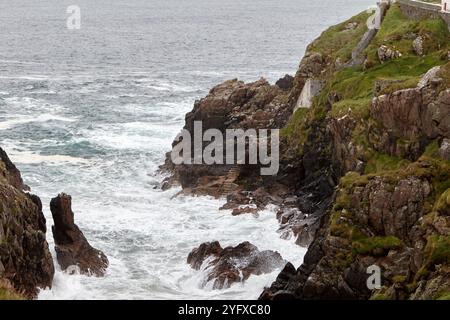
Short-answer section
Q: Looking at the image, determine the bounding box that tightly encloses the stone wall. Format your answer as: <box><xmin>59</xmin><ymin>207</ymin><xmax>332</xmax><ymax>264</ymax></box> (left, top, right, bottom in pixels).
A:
<box><xmin>397</xmin><ymin>0</ymin><xmax>450</xmax><ymax>31</ymax></box>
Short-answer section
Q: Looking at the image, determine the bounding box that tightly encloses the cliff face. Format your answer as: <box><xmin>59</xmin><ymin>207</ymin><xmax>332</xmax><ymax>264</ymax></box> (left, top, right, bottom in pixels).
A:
<box><xmin>163</xmin><ymin>3</ymin><xmax>450</xmax><ymax>300</ymax></box>
<box><xmin>0</xmin><ymin>148</ymin><xmax>54</xmax><ymax>299</ymax></box>
<box><xmin>261</xmin><ymin>4</ymin><xmax>450</xmax><ymax>300</ymax></box>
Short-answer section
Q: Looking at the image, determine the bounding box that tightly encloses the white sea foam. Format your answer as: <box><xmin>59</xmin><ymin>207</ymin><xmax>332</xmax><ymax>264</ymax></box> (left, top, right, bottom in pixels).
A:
<box><xmin>3</xmin><ymin>96</ymin><xmax>67</xmax><ymax>113</ymax></box>
<box><xmin>38</xmin><ymin>186</ymin><xmax>305</xmax><ymax>300</ymax></box>
<box><xmin>0</xmin><ymin>114</ymin><xmax>76</xmax><ymax>130</ymax></box>
<box><xmin>7</xmin><ymin>151</ymin><xmax>89</xmax><ymax>165</ymax></box>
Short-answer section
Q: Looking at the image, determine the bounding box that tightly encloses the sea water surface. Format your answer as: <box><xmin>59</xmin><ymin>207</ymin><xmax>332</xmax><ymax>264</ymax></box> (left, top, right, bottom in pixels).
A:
<box><xmin>0</xmin><ymin>0</ymin><xmax>373</xmax><ymax>299</ymax></box>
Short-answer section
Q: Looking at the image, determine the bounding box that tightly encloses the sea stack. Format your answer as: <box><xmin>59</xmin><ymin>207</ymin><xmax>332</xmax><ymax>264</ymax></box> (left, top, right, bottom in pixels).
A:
<box><xmin>50</xmin><ymin>193</ymin><xmax>109</xmax><ymax>276</ymax></box>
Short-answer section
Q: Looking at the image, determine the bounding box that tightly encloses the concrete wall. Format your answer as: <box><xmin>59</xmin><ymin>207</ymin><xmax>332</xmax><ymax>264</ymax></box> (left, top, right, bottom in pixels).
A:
<box><xmin>397</xmin><ymin>0</ymin><xmax>450</xmax><ymax>31</ymax></box>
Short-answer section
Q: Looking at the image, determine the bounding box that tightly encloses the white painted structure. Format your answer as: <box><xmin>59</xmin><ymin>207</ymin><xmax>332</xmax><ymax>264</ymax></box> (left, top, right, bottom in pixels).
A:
<box><xmin>294</xmin><ymin>79</ymin><xmax>323</xmax><ymax>111</ymax></box>
<box><xmin>443</xmin><ymin>0</ymin><xmax>450</xmax><ymax>13</ymax></box>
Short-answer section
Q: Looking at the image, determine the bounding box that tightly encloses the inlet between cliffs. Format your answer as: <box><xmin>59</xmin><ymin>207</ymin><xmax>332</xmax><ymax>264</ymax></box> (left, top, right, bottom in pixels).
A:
<box><xmin>0</xmin><ymin>0</ymin><xmax>374</xmax><ymax>299</ymax></box>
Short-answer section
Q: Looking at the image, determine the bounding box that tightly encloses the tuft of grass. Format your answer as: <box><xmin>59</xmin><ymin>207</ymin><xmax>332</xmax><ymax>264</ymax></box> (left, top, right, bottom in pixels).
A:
<box><xmin>281</xmin><ymin>108</ymin><xmax>309</xmax><ymax>138</ymax></box>
<box><xmin>330</xmin><ymin>98</ymin><xmax>372</xmax><ymax>119</ymax></box>
<box><xmin>376</xmin><ymin>76</ymin><xmax>420</xmax><ymax>95</ymax></box>
<box><xmin>435</xmin><ymin>292</ymin><xmax>450</xmax><ymax>300</ymax></box>
<box><xmin>364</xmin><ymin>152</ymin><xmax>411</xmax><ymax>174</ymax></box>
<box><xmin>318</xmin><ymin>53</ymin><xmax>444</xmax><ymax>104</ymax></box>
<box><xmin>434</xmin><ymin>189</ymin><xmax>450</xmax><ymax>214</ymax></box>
<box><xmin>352</xmin><ymin>236</ymin><xmax>403</xmax><ymax>255</ymax></box>
<box><xmin>393</xmin><ymin>275</ymin><xmax>408</xmax><ymax>284</ymax></box>
<box><xmin>438</xmin><ymin>62</ymin><xmax>450</xmax><ymax>89</ymax></box>
<box><xmin>423</xmin><ymin>235</ymin><xmax>450</xmax><ymax>266</ymax></box>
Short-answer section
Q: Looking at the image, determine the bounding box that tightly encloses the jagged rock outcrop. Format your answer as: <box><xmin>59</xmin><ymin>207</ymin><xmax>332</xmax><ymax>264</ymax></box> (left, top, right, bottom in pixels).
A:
<box><xmin>50</xmin><ymin>193</ymin><xmax>108</xmax><ymax>276</ymax></box>
<box><xmin>371</xmin><ymin>66</ymin><xmax>450</xmax><ymax>160</ymax></box>
<box><xmin>0</xmin><ymin>148</ymin><xmax>28</xmax><ymax>191</ymax></box>
<box><xmin>161</xmin><ymin>77</ymin><xmax>293</xmax><ymax>198</ymax></box>
<box><xmin>220</xmin><ymin>188</ymin><xmax>282</xmax><ymax>216</ymax></box>
<box><xmin>328</xmin><ymin>114</ymin><xmax>366</xmax><ymax>175</ymax></box>
<box><xmin>187</xmin><ymin>241</ymin><xmax>286</xmax><ymax>289</ymax></box>
<box><xmin>261</xmin><ymin>156</ymin><xmax>450</xmax><ymax>300</ymax></box>
<box><xmin>276</xmin><ymin>204</ymin><xmax>318</xmax><ymax>247</ymax></box>
<box><xmin>0</xmin><ymin>147</ymin><xmax>54</xmax><ymax>298</ymax></box>
<box><xmin>0</xmin><ymin>278</ymin><xmax>24</xmax><ymax>300</ymax></box>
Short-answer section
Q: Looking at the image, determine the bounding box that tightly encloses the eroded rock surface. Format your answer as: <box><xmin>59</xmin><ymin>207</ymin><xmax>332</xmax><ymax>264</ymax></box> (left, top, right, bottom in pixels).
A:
<box><xmin>161</xmin><ymin>78</ymin><xmax>294</xmax><ymax>198</ymax></box>
<box><xmin>0</xmin><ymin>147</ymin><xmax>54</xmax><ymax>298</ymax></box>
<box><xmin>50</xmin><ymin>193</ymin><xmax>108</xmax><ymax>276</ymax></box>
<box><xmin>261</xmin><ymin>157</ymin><xmax>450</xmax><ymax>300</ymax></box>
<box><xmin>371</xmin><ymin>67</ymin><xmax>450</xmax><ymax>160</ymax></box>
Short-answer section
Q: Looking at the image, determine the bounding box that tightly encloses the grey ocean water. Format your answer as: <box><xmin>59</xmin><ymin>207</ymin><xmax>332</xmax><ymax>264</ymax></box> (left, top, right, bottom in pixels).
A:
<box><xmin>0</xmin><ymin>0</ymin><xmax>374</xmax><ymax>299</ymax></box>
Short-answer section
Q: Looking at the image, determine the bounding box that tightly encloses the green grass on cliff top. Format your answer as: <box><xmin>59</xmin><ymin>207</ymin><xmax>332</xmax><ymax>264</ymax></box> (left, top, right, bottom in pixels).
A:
<box><xmin>318</xmin><ymin>4</ymin><xmax>449</xmax><ymax>110</ymax></box>
<box><xmin>307</xmin><ymin>11</ymin><xmax>371</xmax><ymax>62</ymax></box>
<box><xmin>282</xmin><ymin>4</ymin><xmax>449</xmax><ymax>160</ymax></box>
<box><xmin>366</xmin><ymin>4</ymin><xmax>449</xmax><ymax>64</ymax></box>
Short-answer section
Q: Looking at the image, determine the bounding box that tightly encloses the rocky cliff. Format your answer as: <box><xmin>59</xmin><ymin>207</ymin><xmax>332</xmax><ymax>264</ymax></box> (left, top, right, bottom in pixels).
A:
<box><xmin>260</xmin><ymin>3</ymin><xmax>450</xmax><ymax>300</ymax></box>
<box><xmin>0</xmin><ymin>148</ymin><xmax>109</xmax><ymax>299</ymax></box>
<box><xmin>163</xmin><ymin>3</ymin><xmax>450</xmax><ymax>299</ymax></box>
<box><xmin>0</xmin><ymin>148</ymin><xmax>54</xmax><ymax>299</ymax></box>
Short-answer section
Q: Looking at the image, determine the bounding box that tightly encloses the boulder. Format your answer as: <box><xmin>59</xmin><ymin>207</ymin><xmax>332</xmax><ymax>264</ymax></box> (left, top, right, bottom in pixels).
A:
<box><xmin>345</xmin><ymin>22</ymin><xmax>359</xmax><ymax>31</ymax></box>
<box><xmin>276</xmin><ymin>74</ymin><xmax>294</xmax><ymax>91</ymax></box>
<box><xmin>220</xmin><ymin>188</ymin><xmax>279</xmax><ymax>215</ymax></box>
<box><xmin>440</xmin><ymin>138</ymin><xmax>450</xmax><ymax>160</ymax></box>
<box><xmin>50</xmin><ymin>193</ymin><xmax>108</xmax><ymax>276</ymax></box>
<box><xmin>378</xmin><ymin>45</ymin><xmax>402</xmax><ymax>63</ymax></box>
<box><xmin>187</xmin><ymin>241</ymin><xmax>286</xmax><ymax>289</ymax></box>
<box><xmin>412</xmin><ymin>36</ymin><xmax>424</xmax><ymax>56</ymax></box>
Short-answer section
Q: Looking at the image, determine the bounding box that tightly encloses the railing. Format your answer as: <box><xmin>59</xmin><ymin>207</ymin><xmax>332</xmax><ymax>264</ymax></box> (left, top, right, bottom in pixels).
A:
<box><xmin>397</xmin><ymin>0</ymin><xmax>444</xmax><ymax>13</ymax></box>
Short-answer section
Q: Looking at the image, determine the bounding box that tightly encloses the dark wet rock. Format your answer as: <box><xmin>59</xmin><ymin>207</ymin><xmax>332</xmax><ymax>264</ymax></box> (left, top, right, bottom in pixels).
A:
<box><xmin>220</xmin><ymin>188</ymin><xmax>281</xmax><ymax>216</ymax></box>
<box><xmin>276</xmin><ymin>204</ymin><xmax>318</xmax><ymax>247</ymax></box>
<box><xmin>187</xmin><ymin>241</ymin><xmax>223</xmax><ymax>270</ymax></box>
<box><xmin>50</xmin><ymin>193</ymin><xmax>108</xmax><ymax>276</ymax></box>
<box><xmin>276</xmin><ymin>74</ymin><xmax>294</xmax><ymax>91</ymax></box>
<box><xmin>259</xmin><ymin>262</ymin><xmax>297</xmax><ymax>300</ymax></box>
<box><xmin>188</xmin><ymin>241</ymin><xmax>286</xmax><ymax>289</ymax></box>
